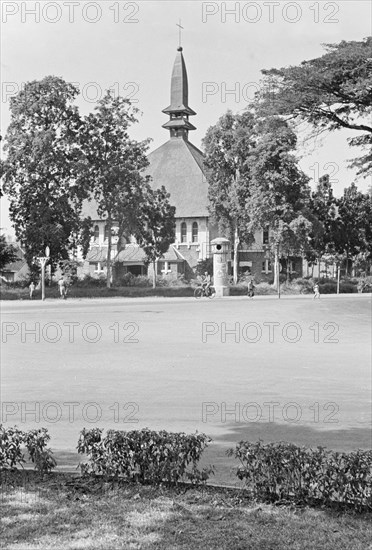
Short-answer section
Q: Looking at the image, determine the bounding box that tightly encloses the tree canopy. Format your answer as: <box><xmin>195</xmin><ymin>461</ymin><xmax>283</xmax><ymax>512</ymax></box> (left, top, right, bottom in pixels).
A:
<box><xmin>203</xmin><ymin>111</ymin><xmax>256</xmax><ymax>282</ymax></box>
<box><xmin>0</xmin><ymin>235</ymin><xmax>19</xmax><ymax>271</ymax></box>
<box><xmin>203</xmin><ymin>111</ymin><xmax>312</xmax><ymax>286</ymax></box>
<box><xmin>332</xmin><ymin>183</ymin><xmax>372</xmax><ymax>273</ymax></box>
<box><xmin>244</xmin><ymin>117</ymin><xmax>312</xmax><ymax>287</ymax></box>
<box><xmin>78</xmin><ymin>91</ymin><xmax>151</xmax><ymax>287</ymax></box>
<box><xmin>136</xmin><ymin>186</ymin><xmax>176</xmax><ymax>288</ymax></box>
<box><xmin>257</xmin><ymin>37</ymin><xmax>372</xmax><ymax>176</ymax></box>
<box><xmin>1</xmin><ymin>76</ymin><xmax>88</xmax><ymax>276</ymax></box>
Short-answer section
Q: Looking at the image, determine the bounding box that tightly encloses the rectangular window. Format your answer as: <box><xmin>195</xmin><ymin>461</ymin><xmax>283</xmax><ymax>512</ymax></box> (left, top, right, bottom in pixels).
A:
<box><xmin>180</xmin><ymin>222</ymin><xmax>187</xmax><ymax>243</ymax></box>
<box><xmin>262</xmin><ymin>260</ymin><xmax>272</xmax><ymax>273</ymax></box>
<box><xmin>192</xmin><ymin>222</ymin><xmax>198</xmax><ymax>243</ymax></box>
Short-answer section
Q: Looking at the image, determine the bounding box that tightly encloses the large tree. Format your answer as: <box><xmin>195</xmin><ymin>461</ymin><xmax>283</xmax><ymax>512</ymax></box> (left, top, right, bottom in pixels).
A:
<box><xmin>137</xmin><ymin>186</ymin><xmax>176</xmax><ymax>288</ymax></box>
<box><xmin>306</xmin><ymin>174</ymin><xmax>338</xmax><ymax>274</ymax></box>
<box><xmin>1</xmin><ymin>77</ymin><xmax>87</xmax><ymax>276</ymax></box>
<box><xmin>203</xmin><ymin>111</ymin><xmax>256</xmax><ymax>283</ymax></box>
<box><xmin>78</xmin><ymin>92</ymin><xmax>151</xmax><ymax>288</ymax></box>
<box><xmin>245</xmin><ymin>117</ymin><xmax>312</xmax><ymax>289</ymax></box>
<box><xmin>332</xmin><ymin>183</ymin><xmax>372</xmax><ymax>275</ymax></box>
<box><xmin>257</xmin><ymin>37</ymin><xmax>372</xmax><ymax>176</ymax></box>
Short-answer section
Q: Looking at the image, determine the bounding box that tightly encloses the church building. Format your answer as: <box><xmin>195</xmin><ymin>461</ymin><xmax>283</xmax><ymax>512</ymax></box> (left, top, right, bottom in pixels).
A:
<box><xmin>84</xmin><ymin>47</ymin><xmax>303</xmax><ymax>282</ymax></box>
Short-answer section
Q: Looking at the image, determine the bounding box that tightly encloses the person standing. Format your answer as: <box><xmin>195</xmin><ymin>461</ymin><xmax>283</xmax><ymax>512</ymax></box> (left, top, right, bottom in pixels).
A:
<box><xmin>58</xmin><ymin>277</ymin><xmax>67</xmax><ymax>299</ymax></box>
<box><xmin>247</xmin><ymin>279</ymin><xmax>255</xmax><ymax>298</ymax></box>
<box><xmin>313</xmin><ymin>283</ymin><xmax>320</xmax><ymax>299</ymax></box>
<box><xmin>29</xmin><ymin>281</ymin><xmax>35</xmax><ymax>299</ymax></box>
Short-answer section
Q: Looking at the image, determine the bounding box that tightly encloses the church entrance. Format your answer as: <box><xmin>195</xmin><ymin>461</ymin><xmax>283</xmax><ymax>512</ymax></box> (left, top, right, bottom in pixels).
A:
<box><xmin>126</xmin><ymin>265</ymin><xmax>146</xmax><ymax>277</ymax></box>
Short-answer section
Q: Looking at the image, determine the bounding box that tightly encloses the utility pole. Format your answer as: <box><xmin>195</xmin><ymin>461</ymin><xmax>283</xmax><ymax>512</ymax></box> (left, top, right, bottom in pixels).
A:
<box><xmin>37</xmin><ymin>246</ymin><xmax>50</xmax><ymax>301</ymax></box>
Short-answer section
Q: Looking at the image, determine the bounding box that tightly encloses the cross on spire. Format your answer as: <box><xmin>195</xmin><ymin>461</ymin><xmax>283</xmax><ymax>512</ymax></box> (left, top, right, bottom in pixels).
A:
<box><xmin>176</xmin><ymin>19</ymin><xmax>184</xmax><ymax>48</ymax></box>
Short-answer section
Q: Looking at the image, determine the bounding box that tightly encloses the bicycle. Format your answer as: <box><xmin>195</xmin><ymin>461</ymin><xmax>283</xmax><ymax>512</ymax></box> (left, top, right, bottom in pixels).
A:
<box><xmin>194</xmin><ymin>285</ymin><xmax>216</xmax><ymax>299</ymax></box>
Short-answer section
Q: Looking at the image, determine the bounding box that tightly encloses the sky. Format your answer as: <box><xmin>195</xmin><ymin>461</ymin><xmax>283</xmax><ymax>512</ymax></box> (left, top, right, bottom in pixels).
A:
<box><xmin>1</xmin><ymin>0</ymin><xmax>371</xmax><ymax>237</ymax></box>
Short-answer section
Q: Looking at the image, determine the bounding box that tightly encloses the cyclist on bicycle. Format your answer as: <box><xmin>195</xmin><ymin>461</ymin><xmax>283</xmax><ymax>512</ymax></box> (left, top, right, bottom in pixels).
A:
<box><xmin>202</xmin><ymin>272</ymin><xmax>211</xmax><ymax>296</ymax></box>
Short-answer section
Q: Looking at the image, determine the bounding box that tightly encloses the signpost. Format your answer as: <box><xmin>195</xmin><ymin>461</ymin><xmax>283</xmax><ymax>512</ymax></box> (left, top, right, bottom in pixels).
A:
<box><xmin>37</xmin><ymin>246</ymin><xmax>50</xmax><ymax>301</ymax></box>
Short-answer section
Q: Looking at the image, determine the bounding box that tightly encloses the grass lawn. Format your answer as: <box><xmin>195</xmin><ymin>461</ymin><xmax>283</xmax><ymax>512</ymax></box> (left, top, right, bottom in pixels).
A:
<box><xmin>1</xmin><ymin>471</ymin><xmax>371</xmax><ymax>550</ymax></box>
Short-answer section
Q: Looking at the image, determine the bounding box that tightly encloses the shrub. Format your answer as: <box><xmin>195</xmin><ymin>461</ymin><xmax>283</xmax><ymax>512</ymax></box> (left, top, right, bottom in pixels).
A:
<box><xmin>77</xmin><ymin>428</ymin><xmax>214</xmax><ymax>486</ymax></box>
<box><xmin>76</xmin><ymin>274</ymin><xmax>107</xmax><ymax>288</ymax></box>
<box><xmin>319</xmin><ymin>281</ymin><xmax>358</xmax><ymax>294</ymax></box>
<box><xmin>255</xmin><ymin>282</ymin><xmax>277</xmax><ymax>295</ymax></box>
<box><xmin>158</xmin><ymin>274</ymin><xmax>188</xmax><ymax>287</ymax></box>
<box><xmin>114</xmin><ymin>272</ymin><xmax>137</xmax><ymax>287</ymax></box>
<box><xmin>6</xmin><ymin>277</ymin><xmax>32</xmax><ymax>289</ymax></box>
<box><xmin>0</xmin><ymin>425</ymin><xmax>56</xmax><ymax>473</ymax></box>
<box><xmin>357</xmin><ymin>276</ymin><xmax>372</xmax><ymax>293</ymax></box>
<box><xmin>134</xmin><ymin>275</ymin><xmax>152</xmax><ymax>287</ymax></box>
<box><xmin>228</xmin><ymin>441</ymin><xmax>372</xmax><ymax>511</ymax></box>
<box><xmin>230</xmin><ymin>282</ymin><xmax>277</xmax><ymax>296</ymax></box>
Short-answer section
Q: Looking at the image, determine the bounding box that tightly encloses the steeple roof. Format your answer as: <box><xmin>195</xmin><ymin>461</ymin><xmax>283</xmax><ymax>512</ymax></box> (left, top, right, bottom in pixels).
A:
<box><xmin>145</xmin><ymin>139</ymin><xmax>208</xmax><ymax>218</ymax></box>
<box><xmin>162</xmin><ymin>47</ymin><xmax>196</xmax><ymax>117</ymax></box>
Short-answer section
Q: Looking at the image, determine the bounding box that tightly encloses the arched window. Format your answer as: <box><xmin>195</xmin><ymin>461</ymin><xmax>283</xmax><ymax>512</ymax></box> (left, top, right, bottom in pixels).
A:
<box><xmin>192</xmin><ymin>222</ymin><xmax>198</xmax><ymax>243</ymax></box>
<box><xmin>93</xmin><ymin>225</ymin><xmax>99</xmax><ymax>241</ymax></box>
<box><xmin>181</xmin><ymin>222</ymin><xmax>187</xmax><ymax>243</ymax></box>
<box><xmin>104</xmin><ymin>225</ymin><xmax>109</xmax><ymax>241</ymax></box>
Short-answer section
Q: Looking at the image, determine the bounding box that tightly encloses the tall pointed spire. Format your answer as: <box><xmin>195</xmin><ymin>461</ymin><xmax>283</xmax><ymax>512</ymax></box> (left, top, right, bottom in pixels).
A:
<box><xmin>162</xmin><ymin>47</ymin><xmax>196</xmax><ymax>140</ymax></box>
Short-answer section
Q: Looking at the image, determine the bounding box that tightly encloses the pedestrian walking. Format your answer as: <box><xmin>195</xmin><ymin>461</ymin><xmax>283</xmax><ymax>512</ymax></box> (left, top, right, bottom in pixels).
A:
<box><xmin>29</xmin><ymin>281</ymin><xmax>35</xmax><ymax>299</ymax></box>
<box><xmin>247</xmin><ymin>279</ymin><xmax>255</xmax><ymax>298</ymax></box>
<box><xmin>58</xmin><ymin>277</ymin><xmax>67</xmax><ymax>299</ymax></box>
<box><xmin>313</xmin><ymin>283</ymin><xmax>320</xmax><ymax>299</ymax></box>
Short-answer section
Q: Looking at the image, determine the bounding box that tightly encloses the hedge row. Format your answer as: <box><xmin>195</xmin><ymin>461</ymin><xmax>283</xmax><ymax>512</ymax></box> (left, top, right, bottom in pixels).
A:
<box><xmin>228</xmin><ymin>441</ymin><xmax>372</xmax><ymax>511</ymax></box>
<box><xmin>1</xmin><ymin>426</ymin><xmax>371</xmax><ymax>511</ymax></box>
<box><xmin>77</xmin><ymin>428</ymin><xmax>214</xmax><ymax>485</ymax></box>
<box><xmin>0</xmin><ymin>285</ymin><xmax>196</xmax><ymax>300</ymax></box>
<box><xmin>0</xmin><ymin>425</ymin><xmax>56</xmax><ymax>473</ymax></box>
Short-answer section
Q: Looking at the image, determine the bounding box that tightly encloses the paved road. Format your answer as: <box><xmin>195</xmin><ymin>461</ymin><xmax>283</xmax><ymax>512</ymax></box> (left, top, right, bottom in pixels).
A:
<box><xmin>1</xmin><ymin>294</ymin><xmax>371</xmax><ymax>479</ymax></box>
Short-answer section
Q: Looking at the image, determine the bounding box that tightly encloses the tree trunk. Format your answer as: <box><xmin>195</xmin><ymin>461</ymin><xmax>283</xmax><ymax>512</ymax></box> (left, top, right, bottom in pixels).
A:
<box><xmin>233</xmin><ymin>225</ymin><xmax>239</xmax><ymax>285</ymax></box>
<box><xmin>274</xmin><ymin>245</ymin><xmax>280</xmax><ymax>298</ymax></box>
<box><xmin>106</xmin><ymin>217</ymin><xmax>112</xmax><ymax>289</ymax></box>
<box><xmin>286</xmin><ymin>253</ymin><xmax>290</xmax><ymax>283</ymax></box>
<box><xmin>318</xmin><ymin>255</ymin><xmax>322</xmax><ymax>282</ymax></box>
<box><xmin>152</xmin><ymin>260</ymin><xmax>157</xmax><ymax>289</ymax></box>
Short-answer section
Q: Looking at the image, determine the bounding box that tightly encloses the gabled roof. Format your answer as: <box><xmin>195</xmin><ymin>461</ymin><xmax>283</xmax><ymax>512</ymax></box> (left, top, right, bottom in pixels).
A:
<box><xmin>113</xmin><ymin>245</ymin><xmax>185</xmax><ymax>264</ymax></box>
<box><xmin>162</xmin><ymin>246</ymin><xmax>185</xmax><ymax>262</ymax></box>
<box><xmin>114</xmin><ymin>246</ymin><xmax>147</xmax><ymax>263</ymax></box>
<box><xmin>86</xmin><ymin>247</ymin><xmax>108</xmax><ymax>262</ymax></box>
<box><xmin>145</xmin><ymin>138</ymin><xmax>209</xmax><ymax>218</ymax></box>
